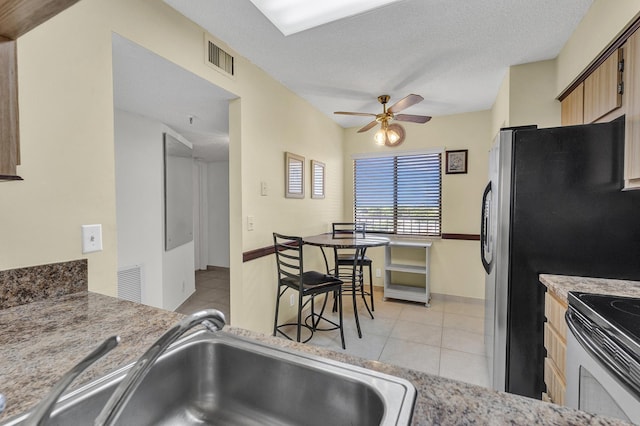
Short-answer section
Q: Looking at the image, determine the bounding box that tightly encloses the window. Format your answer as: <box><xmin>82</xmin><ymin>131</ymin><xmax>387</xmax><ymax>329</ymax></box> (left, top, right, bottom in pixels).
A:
<box><xmin>353</xmin><ymin>151</ymin><xmax>442</xmax><ymax>236</ymax></box>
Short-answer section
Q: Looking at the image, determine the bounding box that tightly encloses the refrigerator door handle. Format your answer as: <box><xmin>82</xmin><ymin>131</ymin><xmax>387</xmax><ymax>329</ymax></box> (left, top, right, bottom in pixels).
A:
<box><xmin>481</xmin><ymin>181</ymin><xmax>493</xmax><ymax>274</ymax></box>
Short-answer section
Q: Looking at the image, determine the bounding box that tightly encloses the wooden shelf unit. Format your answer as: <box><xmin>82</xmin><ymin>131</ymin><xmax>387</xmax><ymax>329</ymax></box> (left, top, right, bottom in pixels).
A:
<box><xmin>384</xmin><ymin>240</ymin><xmax>432</xmax><ymax>306</ymax></box>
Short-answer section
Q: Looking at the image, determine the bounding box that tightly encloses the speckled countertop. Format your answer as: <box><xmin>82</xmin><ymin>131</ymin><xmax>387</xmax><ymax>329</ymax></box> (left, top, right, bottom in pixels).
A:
<box><xmin>540</xmin><ymin>274</ymin><xmax>640</xmax><ymax>304</ymax></box>
<box><xmin>0</xmin><ymin>292</ymin><xmax>630</xmax><ymax>425</ymax></box>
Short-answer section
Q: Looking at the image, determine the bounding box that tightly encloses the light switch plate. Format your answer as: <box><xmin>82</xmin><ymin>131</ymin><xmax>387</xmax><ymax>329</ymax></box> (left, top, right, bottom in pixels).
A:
<box><xmin>82</xmin><ymin>224</ymin><xmax>103</xmax><ymax>253</ymax></box>
<box><xmin>261</xmin><ymin>181</ymin><xmax>268</xmax><ymax>196</ymax></box>
<box><xmin>247</xmin><ymin>216</ymin><xmax>255</xmax><ymax>231</ymax></box>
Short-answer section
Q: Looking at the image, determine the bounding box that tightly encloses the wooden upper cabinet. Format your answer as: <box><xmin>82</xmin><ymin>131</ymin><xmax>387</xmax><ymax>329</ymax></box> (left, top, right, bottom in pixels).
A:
<box><xmin>561</xmin><ymin>82</ymin><xmax>584</xmax><ymax>126</ymax></box>
<box><xmin>0</xmin><ymin>0</ymin><xmax>81</xmax><ymax>180</ymax></box>
<box><xmin>0</xmin><ymin>0</ymin><xmax>82</xmax><ymax>39</ymax></box>
<box><xmin>583</xmin><ymin>48</ymin><xmax>623</xmax><ymax>123</ymax></box>
<box><xmin>0</xmin><ymin>37</ymin><xmax>20</xmax><ymax>180</ymax></box>
<box><xmin>624</xmin><ymin>29</ymin><xmax>640</xmax><ymax>188</ymax></box>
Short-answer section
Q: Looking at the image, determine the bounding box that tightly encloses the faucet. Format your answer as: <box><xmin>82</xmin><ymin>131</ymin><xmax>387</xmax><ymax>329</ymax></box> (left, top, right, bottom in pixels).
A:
<box><xmin>23</xmin><ymin>335</ymin><xmax>120</xmax><ymax>426</ymax></box>
<box><xmin>94</xmin><ymin>309</ymin><xmax>226</xmax><ymax>426</ymax></box>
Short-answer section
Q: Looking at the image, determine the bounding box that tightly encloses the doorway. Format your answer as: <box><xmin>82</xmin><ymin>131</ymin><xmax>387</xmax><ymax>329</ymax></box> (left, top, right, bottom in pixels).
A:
<box><xmin>112</xmin><ymin>33</ymin><xmax>234</xmax><ymax>312</ymax></box>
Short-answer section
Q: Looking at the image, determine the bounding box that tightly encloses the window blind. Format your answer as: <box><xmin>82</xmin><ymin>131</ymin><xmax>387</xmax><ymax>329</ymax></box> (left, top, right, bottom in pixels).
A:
<box><xmin>354</xmin><ymin>152</ymin><xmax>442</xmax><ymax>236</ymax></box>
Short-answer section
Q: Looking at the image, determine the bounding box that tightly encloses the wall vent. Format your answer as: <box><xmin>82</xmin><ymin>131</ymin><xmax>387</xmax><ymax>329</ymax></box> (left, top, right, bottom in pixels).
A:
<box><xmin>205</xmin><ymin>35</ymin><xmax>234</xmax><ymax>77</ymax></box>
<box><xmin>118</xmin><ymin>265</ymin><xmax>143</xmax><ymax>303</ymax></box>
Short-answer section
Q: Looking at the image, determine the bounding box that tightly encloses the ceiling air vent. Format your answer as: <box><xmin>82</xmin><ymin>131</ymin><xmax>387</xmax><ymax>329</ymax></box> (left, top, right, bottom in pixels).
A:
<box><xmin>205</xmin><ymin>35</ymin><xmax>234</xmax><ymax>77</ymax></box>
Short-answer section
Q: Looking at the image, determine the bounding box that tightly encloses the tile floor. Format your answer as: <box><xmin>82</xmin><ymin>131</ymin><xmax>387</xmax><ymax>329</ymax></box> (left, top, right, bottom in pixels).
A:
<box><xmin>175</xmin><ymin>268</ymin><xmax>230</xmax><ymax>321</ymax></box>
<box><xmin>175</xmin><ymin>268</ymin><xmax>489</xmax><ymax>389</ymax></box>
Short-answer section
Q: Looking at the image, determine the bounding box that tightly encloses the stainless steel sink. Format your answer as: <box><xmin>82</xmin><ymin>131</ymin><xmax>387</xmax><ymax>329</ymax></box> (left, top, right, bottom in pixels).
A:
<box><xmin>4</xmin><ymin>331</ymin><xmax>416</xmax><ymax>425</ymax></box>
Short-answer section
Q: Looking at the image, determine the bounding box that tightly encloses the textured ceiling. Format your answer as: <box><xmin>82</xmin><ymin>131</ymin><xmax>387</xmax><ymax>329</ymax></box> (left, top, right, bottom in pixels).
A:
<box><xmin>114</xmin><ymin>1</ymin><xmax>595</xmax><ymax>162</ymax></box>
<box><xmin>165</xmin><ymin>0</ymin><xmax>594</xmax><ymax>128</ymax></box>
<box><xmin>112</xmin><ymin>34</ymin><xmax>235</xmax><ymax>162</ymax></box>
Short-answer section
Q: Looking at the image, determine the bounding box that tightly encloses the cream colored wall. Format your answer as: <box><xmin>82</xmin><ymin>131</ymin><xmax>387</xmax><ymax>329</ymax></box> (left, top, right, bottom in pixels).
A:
<box><xmin>557</xmin><ymin>0</ymin><xmax>640</xmax><ymax>94</ymax></box>
<box><xmin>231</xmin><ymin>57</ymin><xmax>344</xmax><ymax>332</ymax></box>
<box><xmin>509</xmin><ymin>60</ymin><xmax>561</xmax><ymax>129</ymax></box>
<box><xmin>343</xmin><ymin>110</ymin><xmax>492</xmax><ymax>299</ymax></box>
<box><xmin>1</xmin><ymin>0</ymin><xmax>119</xmax><ymax>295</ymax></box>
<box><xmin>4</xmin><ymin>0</ymin><xmax>343</xmax><ymax>334</ymax></box>
<box><xmin>491</xmin><ymin>69</ymin><xmax>510</xmax><ymax>138</ymax></box>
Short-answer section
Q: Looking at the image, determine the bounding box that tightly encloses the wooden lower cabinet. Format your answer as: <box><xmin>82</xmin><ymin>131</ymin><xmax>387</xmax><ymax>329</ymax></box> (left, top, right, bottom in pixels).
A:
<box><xmin>543</xmin><ymin>291</ymin><xmax>567</xmax><ymax>405</ymax></box>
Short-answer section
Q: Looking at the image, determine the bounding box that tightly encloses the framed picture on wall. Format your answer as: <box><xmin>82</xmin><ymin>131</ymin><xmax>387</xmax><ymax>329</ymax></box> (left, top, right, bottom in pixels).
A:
<box><xmin>285</xmin><ymin>152</ymin><xmax>305</xmax><ymax>198</ymax></box>
<box><xmin>311</xmin><ymin>160</ymin><xmax>325</xmax><ymax>199</ymax></box>
<box><xmin>445</xmin><ymin>149</ymin><xmax>468</xmax><ymax>174</ymax></box>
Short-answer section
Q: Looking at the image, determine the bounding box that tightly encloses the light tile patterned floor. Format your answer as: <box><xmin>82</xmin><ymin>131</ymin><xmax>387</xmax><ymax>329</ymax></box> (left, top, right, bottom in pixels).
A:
<box><xmin>176</xmin><ymin>268</ymin><xmax>490</xmax><ymax>389</ymax></box>
<box><xmin>175</xmin><ymin>268</ymin><xmax>230</xmax><ymax>321</ymax></box>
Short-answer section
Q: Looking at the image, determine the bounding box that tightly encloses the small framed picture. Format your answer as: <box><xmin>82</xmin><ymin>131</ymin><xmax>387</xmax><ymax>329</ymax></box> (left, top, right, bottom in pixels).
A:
<box><xmin>310</xmin><ymin>160</ymin><xmax>325</xmax><ymax>199</ymax></box>
<box><xmin>445</xmin><ymin>149</ymin><xmax>468</xmax><ymax>174</ymax></box>
<box><xmin>285</xmin><ymin>152</ymin><xmax>305</xmax><ymax>198</ymax></box>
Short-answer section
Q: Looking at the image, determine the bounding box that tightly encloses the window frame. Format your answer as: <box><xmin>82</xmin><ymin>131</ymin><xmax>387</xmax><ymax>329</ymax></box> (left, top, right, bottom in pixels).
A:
<box><xmin>352</xmin><ymin>149</ymin><xmax>443</xmax><ymax>237</ymax></box>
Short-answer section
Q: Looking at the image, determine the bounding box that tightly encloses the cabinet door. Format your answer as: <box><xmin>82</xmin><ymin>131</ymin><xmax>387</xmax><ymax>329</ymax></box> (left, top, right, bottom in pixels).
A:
<box><xmin>625</xmin><ymin>30</ymin><xmax>640</xmax><ymax>189</ymax></box>
<box><xmin>561</xmin><ymin>82</ymin><xmax>584</xmax><ymax>126</ymax></box>
<box><xmin>583</xmin><ymin>48</ymin><xmax>623</xmax><ymax>124</ymax></box>
<box><xmin>0</xmin><ymin>38</ymin><xmax>20</xmax><ymax>179</ymax></box>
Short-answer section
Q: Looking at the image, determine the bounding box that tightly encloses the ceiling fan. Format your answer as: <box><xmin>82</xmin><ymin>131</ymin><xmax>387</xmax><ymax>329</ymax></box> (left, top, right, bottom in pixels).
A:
<box><xmin>334</xmin><ymin>94</ymin><xmax>431</xmax><ymax>146</ymax></box>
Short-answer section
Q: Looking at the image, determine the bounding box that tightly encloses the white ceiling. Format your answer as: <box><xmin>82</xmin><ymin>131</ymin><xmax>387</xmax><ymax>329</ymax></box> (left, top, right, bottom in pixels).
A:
<box><xmin>164</xmin><ymin>0</ymin><xmax>594</xmax><ymax>129</ymax></box>
<box><xmin>112</xmin><ymin>34</ymin><xmax>236</xmax><ymax>162</ymax></box>
<box><xmin>114</xmin><ymin>1</ymin><xmax>595</xmax><ymax>162</ymax></box>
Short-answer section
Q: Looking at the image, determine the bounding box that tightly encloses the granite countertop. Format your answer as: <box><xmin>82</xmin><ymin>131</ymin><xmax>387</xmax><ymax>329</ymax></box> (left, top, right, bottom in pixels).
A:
<box><xmin>540</xmin><ymin>274</ymin><xmax>640</xmax><ymax>304</ymax></box>
<box><xmin>0</xmin><ymin>292</ymin><xmax>629</xmax><ymax>425</ymax></box>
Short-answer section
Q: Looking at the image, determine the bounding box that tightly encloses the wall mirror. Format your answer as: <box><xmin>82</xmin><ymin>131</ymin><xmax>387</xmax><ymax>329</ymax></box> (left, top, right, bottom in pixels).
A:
<box><xmin>164</xmin><ymin>133</ymin><xmax>193</xmax><ymax>250</ymax></box>
<box><xmin>285</xmin><ymin>152</ymin><xmax>305</xmax><ymax>198</ymax></box>
<box><xmin>311</xmin><ymin>160</ymin><xmax>325</xmax><ymax>199</ymax></box>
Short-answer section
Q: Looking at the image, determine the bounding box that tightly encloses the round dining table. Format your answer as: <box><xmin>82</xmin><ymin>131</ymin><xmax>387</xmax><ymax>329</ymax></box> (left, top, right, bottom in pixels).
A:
<box><xmin>302</xmin><ymin>233</ymin><xmax>390</xmax><ymax>338</ymax></box>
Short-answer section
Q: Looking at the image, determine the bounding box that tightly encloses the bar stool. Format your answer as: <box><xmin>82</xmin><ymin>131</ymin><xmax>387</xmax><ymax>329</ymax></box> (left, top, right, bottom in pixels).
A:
<box><xmin>272</xmin><ymin>233</ymin><xmax>345</xmax><ymax>349</ymax></box>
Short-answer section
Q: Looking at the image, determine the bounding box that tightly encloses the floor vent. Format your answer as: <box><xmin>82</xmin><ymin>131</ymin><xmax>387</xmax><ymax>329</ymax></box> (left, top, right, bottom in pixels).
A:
<box><xmin>205</xmin><ymin>34</ymin><xmax>234</xmax><ymax>76</ymax></box>
<box><xmin>118</xmin><ymin>265</ymin><xmax>142</xmax><ymax>303</ymax></box>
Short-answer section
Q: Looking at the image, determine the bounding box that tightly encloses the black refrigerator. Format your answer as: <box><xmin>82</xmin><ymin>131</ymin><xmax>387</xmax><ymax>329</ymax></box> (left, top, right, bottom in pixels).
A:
<box><xmin>481</xmin><ymin>116</ymin><xmax>640</xmax><ymax>399</ymax></box>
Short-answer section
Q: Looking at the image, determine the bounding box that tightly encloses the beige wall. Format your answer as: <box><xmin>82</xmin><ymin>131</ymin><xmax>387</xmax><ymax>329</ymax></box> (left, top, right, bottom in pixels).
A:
<box><xmin>557</xmin><ymin>0</ymin><xmax>640</xmax><ymax>95</ymax></box>
<box><xmin>3</xmin><ymin>0</ymin><xmax>343</xmax><ymax>334</ymax></box>
<box><xmin>231</xmin><ymin>63</ymin><xmax>344</xmax><ymax>332</ymax></box>
<box><xmin>343</xmin><ymin>110</ymin><xmax>492</xmax><ymax>299</ymax></box>
<box><xmin>491</xmin><ymin>59</ymin><xmax>561</xmax><ymax>138</ymax></box>
<box><xmin>509</xmin><ymin>60</ymin><xmax>561</xmax><ymax>129</ymax></box>
<box><xmin>491</xmin><ymin>69</ymin><xmax>510</xmax><ymax>138</ymax></box>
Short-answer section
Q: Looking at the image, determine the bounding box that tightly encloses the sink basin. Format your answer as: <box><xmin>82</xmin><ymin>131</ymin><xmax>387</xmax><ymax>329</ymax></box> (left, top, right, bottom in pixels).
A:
<box><xmin>4</xmin><ymin>331</ymin><xmax>416</xmax><ymax>425</ymax></box>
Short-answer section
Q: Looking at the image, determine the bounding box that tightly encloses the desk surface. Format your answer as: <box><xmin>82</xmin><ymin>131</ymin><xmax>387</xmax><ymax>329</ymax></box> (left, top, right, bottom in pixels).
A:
<box><xmin>303</xmin><ymin>233</ymin><xmax>390</xmax><ymax>248</ymax></box>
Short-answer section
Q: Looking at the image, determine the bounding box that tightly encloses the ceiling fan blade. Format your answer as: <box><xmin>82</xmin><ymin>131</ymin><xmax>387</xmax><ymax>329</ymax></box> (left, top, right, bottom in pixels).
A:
<box><xmin>334</xmin><ymin>111</ymin><xmax>377</xmax><ymax>117</ymax></box>
<box><xmin>357</xmin><ymin>120</ymin><xmax>379</xmax><ymax>133</ymax></box>
<box><xmin>394</xmin><ymin>114</ymin><xmax>432</xmax><ymax>124</ymax></box>
<box><xmin>388</xmin><ymin>94</ymin><xmax>424</xmax><ymax>113</ymax></box>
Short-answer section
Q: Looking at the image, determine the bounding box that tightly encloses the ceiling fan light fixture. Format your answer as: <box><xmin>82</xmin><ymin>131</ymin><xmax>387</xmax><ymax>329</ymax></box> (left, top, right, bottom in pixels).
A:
<box><xmin>373</xmin><ymin>122</ymin><xmax>405</xmax><ymax>147</ymax></box>
<box><xmin>374</xmin><ymin>121</ymin><xmax>388</xmax><ymax>145</ymax></box>
<box><xmin>385</xmin><ymin>123</ymin><xmax>405</xmax><ymax>147</ymax></box>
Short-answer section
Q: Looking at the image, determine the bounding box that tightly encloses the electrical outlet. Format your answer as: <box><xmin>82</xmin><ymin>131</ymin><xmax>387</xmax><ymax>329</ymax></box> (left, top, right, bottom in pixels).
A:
<box><xmin>289</xmin><ymin>294</ymin><xmax>295</xmax><ymax>306</ymax></box>
<box><xmin>376</xmin><ymin>268</ymin><xmax>381</xmax><ymax>277</ymax></box>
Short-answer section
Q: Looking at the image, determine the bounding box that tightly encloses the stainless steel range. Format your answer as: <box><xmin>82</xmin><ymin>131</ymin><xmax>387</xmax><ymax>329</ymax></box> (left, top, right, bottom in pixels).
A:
<box><xmin>565</xmin><ymin>291</ymin><xmax>640</xmax><ymax>423</ymax></box>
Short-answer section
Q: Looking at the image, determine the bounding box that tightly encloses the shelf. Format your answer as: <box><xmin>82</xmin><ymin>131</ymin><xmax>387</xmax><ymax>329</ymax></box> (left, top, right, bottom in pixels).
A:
<box><xmin>384</xmin><ymin>283</ymin><xmax>428</xmax><ymax>304</ymax></box>
<box><xmin>386</xmin><ymin>264</ymin><xmax>427</xmax><ymax>274</ymax></box>
<box><xmin>384</xmin><ymin>240</ymin><xmax>431</xmax><ymax>306</ymax></box>
<box><xmin>388</xmin><ymin>240</ymin><xmax>431</xmax><ymax>248</ymax></box>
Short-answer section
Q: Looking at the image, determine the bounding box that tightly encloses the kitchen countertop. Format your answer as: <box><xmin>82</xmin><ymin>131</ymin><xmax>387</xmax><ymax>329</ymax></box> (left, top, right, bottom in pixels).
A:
<box><xmin>540</xmin><ymin>274</ymin><xmax>640</xmax><ymax>304</ymax></box>
<box><xmin>0</xmin><ymin>291</ymin><xmax>630</xmax><ymax>425</ymax></box>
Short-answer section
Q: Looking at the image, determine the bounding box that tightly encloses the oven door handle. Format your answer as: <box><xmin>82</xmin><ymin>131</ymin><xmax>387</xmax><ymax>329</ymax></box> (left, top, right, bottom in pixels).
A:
<box><xmin>566</xmin><ymin>309</ymin><xmax>640</xmax><ymax>397</ymax></box>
